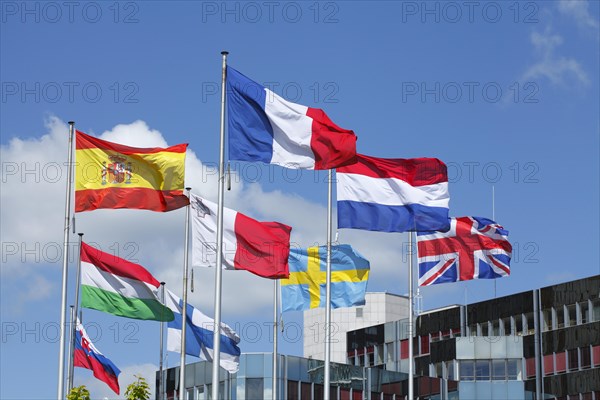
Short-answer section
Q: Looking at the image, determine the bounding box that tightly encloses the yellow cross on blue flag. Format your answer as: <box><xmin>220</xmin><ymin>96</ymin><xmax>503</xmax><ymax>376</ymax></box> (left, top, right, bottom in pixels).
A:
<box><xmin>281</xmin><ymin>244</ymin><xmax>370</xmax><ymax>312</ymax></box>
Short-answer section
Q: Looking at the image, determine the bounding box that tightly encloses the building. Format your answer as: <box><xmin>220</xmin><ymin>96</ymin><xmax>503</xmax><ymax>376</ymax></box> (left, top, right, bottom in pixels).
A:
<box><xmin>159</xmin><ymin>275</ymin><xmax>599</xmax><ymax>399</ymax></box>
<box><xmin>304</xmin><ymin>292</ymin><xmax>409</xmax><ymax>364</ymax></box>
<box><xmin>347</xmin><ymin>275</ymin><xmax>600</xmax><ymax>399</ymax></box>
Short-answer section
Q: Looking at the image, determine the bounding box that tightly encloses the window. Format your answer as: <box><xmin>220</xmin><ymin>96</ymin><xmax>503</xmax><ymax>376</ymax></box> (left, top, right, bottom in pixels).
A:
<box><xmin>515</xmin><ymin>315</ymin><xmax>524</xmax><ymax>336</ymax></box>
<box><xmin>492</xmin><ymin>320</ymin><xmax>500</xmax><ymax>336</ymax></box>
<box><xmin>581</xmin><ymin>301</ymin><xmax>590</xmax><ymax>324</ymax></box>
<box><xmin>480</xmin><ymin>322</ymin><xmax>489</xmax><ymax>336</ymax></box>
<box><xmin>544</xmin><ymin>354</ymin><xmax>554</xmax><ymax>375</ymax></box>
<box><xmin>542</xmin><ymin>309</ymin><xmax>553</xmax><ymax>331</ymax></box>
<box><xmin>356</xmin><ymin>308</ymin><xmax>363</xmax><ymax>318</ymax></box>
<box><xmin>288</xmin><ymin>381</ymin><xmax>299</xmax><ymax>400</ymax></box>
<box><xmin>592</xmin><ymin>299</ymin><xmax>600</xmax><ymax>322</ymax></box>
<box><xmin>301</xmin><ymin>382</ymin><xmax>312</xmax><ymax>400</ymax></box>
<box><xmin>524</xmin><ymin>312</ymin><xmax>535</xmax><ymax>334</ymax></box>
<box><xmin>476</xmin><ymin>360</ymin><xmax>490</xmax><ymax>380</ymax></box>
<box><xmin>567</xmin><ymin>304</ymin><xmax>577</xmax><ymax>327</ymax></box>
<box><xmin>555</xmin><ymin>351</ymin><xmax>566</xmax><ymax>372</ymax></box>
<box><xmin>186</xmin><ymin>388</ymin><xmax>195</xmax><ymax>400</ymax></box>
<box><xmin>501</xmin><ymin>317</ymin><xmax>511</xmax><ymax>335</ymax></box>
<box><xmin>446</xmin><ymin>361</ymin><xmax>455</xmax><ymax>380</ymax></box>
<box><xmin>507</xmin><ymin>359</ymin><xmax>519</xmax><ymax>380</ymax></box>
<box><xmin>460</xmin><ymin>361</ymin><xmax>475</xmax><ymax>381</ymax></box>
<box><xmin>568</xmin><ymin>348</ymin><xmax>579</xmax><ymax>371</ymax></box>
<box><xmin>581</xmin><ymin>347</ymin><xmax>591</xmax><ymax>369</ymax></box>
<box><xmin>492</xmin><ymin>360</ymin><xmax>506</xmax><ymax>380</ymax></box>
<box><xmin>557</xmin><ymin>305</ymin><xmax>566</xmax><ymax>328</ymax></box>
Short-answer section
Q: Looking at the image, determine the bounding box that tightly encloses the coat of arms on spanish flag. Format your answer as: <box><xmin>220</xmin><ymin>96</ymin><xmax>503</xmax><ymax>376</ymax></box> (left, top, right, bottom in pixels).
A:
<box><xmin>75</xmin><ymin>130</ymin><xmax>189</xmax><ymax>212</ymax></box>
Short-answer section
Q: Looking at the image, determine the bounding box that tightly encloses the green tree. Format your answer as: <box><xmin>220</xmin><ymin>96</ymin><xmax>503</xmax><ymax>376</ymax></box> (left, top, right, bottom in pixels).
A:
<box><xmin>125</xmin><ymin>375</ymin><xmax>151</xmax><ymax>400</ymax></box>
<box><xmin>67</xmin><ymin>385</ymin><xmax>90</xmax><ymax>400</ymax></box>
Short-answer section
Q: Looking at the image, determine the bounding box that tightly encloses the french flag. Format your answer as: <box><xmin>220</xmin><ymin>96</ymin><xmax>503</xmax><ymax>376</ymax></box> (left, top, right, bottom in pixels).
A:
<box><xmin>190</xmin><ymin>194</ymin><xmax>292</xmax><ymax>279</ymax></box>
<box><xmin>73</xmin><ymin>319</ymin><xmax>121</xmax><ymax>394</ymax></box>
<box><xmin>337</xmin><ymin>154</ymin><xmax>450</xmax><ymax>232</ymax></box>
<box><xmin>226</xmin><ymin>66</ymin><xmax>357</xmax><ymax>170</ymax></box>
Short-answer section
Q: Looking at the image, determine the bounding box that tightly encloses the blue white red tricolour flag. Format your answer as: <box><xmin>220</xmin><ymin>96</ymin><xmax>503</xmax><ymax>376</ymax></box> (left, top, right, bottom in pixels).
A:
<box><xmin>226</xmin><ymin>66</ymin><xmax>357</xmax><ymax>170</ymax></box>
<box><xmin>417</xmin><ymin>217</ymin><xmax>512</xmax><ymax>286</ymax></box>
<box><xmin>73</xmin><ymin>318</ymin><xmax>121</xmax><ymax>394</ymax></box>
<box><xmin>165</xmin><ymin>290</ymin><xmax>241</xmax><ymax>373</ymax></box>
<box><xmin>337</xmin><ymin>154</ymin><xmax>450</xmax><ymax>232</ymax></box>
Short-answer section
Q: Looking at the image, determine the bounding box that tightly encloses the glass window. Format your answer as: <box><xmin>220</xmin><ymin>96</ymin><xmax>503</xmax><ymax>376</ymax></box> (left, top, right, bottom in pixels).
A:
<box><xmin>581</xmin><ymin>347</ymin><xmax>591</xmax><ymax>369</ymax></box>
<box><xmin>245</xmin><ymin>378</ymin><xmax>263</xmax><ymax>400</ymax></box>
<box><xmin>524</xmin><ymin>312</ymin><xmax>535</xmax><ymax>334</ymax></box>
<box><xmin>557</xmin><ymin>306</ymin><xmax>566</xmax><ymax>328</ymax></box>
<box><xmin>435</xmin><ymin>362</ymin><xmax>443</xmax><ymax>378</ymax></box>
<box><xmin>492</xmin><ymin>360</ymin><xmax>506</xmax><ymax>380</ymax></box>
<box><xmin>480</xmin><ymin>322</ymin><xmax>489</xmax><ymax>336</ymax></box>
<box><xmin>475</xmin><ymin>360</ymin><xmax>490</xmax><ymax>381</ymax></box>
<box><xmin>567</xmin><ymin>304</ymin><xmax>577</xmax><ymax>327</ymax></box>
<box><xmin>492</xmin><ymin>320</ymin><xmax>500</xmax><ymax>336</ymax></box>
<box><xmin>544</xmin><ymin>354</ymin><xmax>554</xmax><ymax>375</ymax></box>
<box><xmin>460</xmin><ymin>361</ymin><xmax>475</xmax><ymax>381</ymax></box>
<box><xmin>300</xmin><ymin>382</ymin><xmax>311</xmax><ymax>400</ymax></box>
<box><xmin>568</xmin><ymin>348</ymin><xmax>579</xmax><ymax>371</ymax></box>
<box><xmin>468</xmin><ymin>324</ymin><xmax>477</xmax><ymax>336</ymax></box>
<box><xmin>187</xmin><ymin>388</ymin><xmax>195</xmax><ymax>400</ymax></box>
<box><xmin>556</xmin><ymin>352</ymin><xmax>566</xmax><ymax>372</ymax></box>
<box><xmin>593</xmin><ymin>299</ymin><xmax>600</xmax><ymax>322</ymax></box>
<box><xmin>515</xmin><ymin>316</ymin><xmax>524</xmax><ymax>336</ymax></box>
<box><xmin>287</xmin><ymin>380</ymin><xmax>298</xmax><ymax>400</ymax></box>
<box><xmin>581</xmin><ymin>301</ymin><xmax>590</xmax><ymax>324</ymax></box>
<box><xmin>446</xmin><ymin>361</ymin><xmax>455</xmax><ymax>380</ymax></box>
<box><xmin>356</xmin><ymin>308</ymin><xmax>363</xmax><ymax>318</ymax></box>
<box><xmin>507</xmin><ymin>359</ymin><xmax>519</xmax><ymax>380</ymax></box>
<box><xmin>314</xmin><ymin>384</ymin><xmax>323</xmax><ymax>400</ymax></box>
<box><xmin>542</xmin><ymin>309</ymin><xmax>553</xmax><ymax>331</ymax></box>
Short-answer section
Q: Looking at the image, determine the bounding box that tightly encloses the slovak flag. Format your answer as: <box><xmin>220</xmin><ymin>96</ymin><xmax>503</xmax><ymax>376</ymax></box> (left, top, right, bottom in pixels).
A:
<box><xmin>226</xmin><ymin>66</ymin><xmax>357</xmax><ymax>170</ymax></box>
<box><xmin>337</xmin><ymin>154</ymin><xmax>450</xmax><ymax>232</ymax></box>
<box><xmin>73</xmin><ymin>318</ymin><xmax>121</xmax><ymax>394</ymax></box>
<box><xmin>417</xmin><ymin>217</ymin><xmax>512</xmax><ymax>286</ymax></box>
<box><xmin>190</xmin><ymin>193</ymin><xmax>292</xmax><ymax>279</ymax></box>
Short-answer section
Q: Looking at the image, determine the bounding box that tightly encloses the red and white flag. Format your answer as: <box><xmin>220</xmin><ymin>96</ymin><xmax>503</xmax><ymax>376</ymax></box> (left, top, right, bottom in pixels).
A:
<box><xmin>190</xmin><ymin>194</ymin><xmax>291</xmax><ymax>279</ymax></box>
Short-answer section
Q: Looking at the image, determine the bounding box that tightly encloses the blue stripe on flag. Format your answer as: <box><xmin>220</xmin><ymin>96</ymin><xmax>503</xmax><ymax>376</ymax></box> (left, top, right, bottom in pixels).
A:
<box><xmin>337</xmin><ymin>200</ymin><xmax>450</xmax><ymax>232</ymax></box>
<box><xmin>226</xmin><ymin>66</ymin><xmax>274</xmax><ymax>164</ymax></box>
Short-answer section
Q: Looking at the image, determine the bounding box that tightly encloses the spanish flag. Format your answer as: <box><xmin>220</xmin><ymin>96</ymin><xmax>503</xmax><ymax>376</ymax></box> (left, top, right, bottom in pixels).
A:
<box><xmin>75</xmin><ymin>130</ymin><xmax>189</xmax><ymax>212</ymax></box>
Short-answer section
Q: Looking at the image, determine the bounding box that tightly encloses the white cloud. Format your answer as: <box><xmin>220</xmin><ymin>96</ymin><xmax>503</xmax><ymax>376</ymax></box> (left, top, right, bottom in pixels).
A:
<box><xmin>557</xmin><ymin>0</ymin><xmax>599</xmax><ymax>30</ymax></box>
<box><xmin>523</xmin><ymin>29</ymin><xmax>590</xmax><ymax>86</ymax></box>
<box><xmin>1</xmin><ymin>117</ymin><xmax>410</xmax><ymax>317</ymax></box>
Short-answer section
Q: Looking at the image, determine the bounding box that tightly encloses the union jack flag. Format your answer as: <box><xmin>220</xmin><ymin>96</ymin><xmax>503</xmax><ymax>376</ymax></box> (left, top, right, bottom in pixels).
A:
<box><xmin>417</xmin><ymin>217</ymin><xmax>512</xmax><ymax>286</ymax></box>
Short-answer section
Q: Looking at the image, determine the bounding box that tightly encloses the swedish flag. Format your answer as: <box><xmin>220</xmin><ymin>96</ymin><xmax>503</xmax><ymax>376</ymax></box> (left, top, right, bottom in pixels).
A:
<box><xmin>281</xmin><ymin>244</ymin><xmax>370</xmax><ymax>312</ymax></box>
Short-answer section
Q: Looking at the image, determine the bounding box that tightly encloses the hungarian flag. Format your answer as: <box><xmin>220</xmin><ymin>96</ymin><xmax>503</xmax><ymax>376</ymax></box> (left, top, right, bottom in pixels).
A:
<box><xmin>75</xmin><ymin>130</ymin><xmax>189</xmax><ymax>212</ymax></box>
<box><xmin>74</xmin><ymin>318</ymin><xmax>121</xmax><ymax>394</ymax></box>
<box><xmin>80</xmin><ymin>242</ymin><xmax>174</xmax><ymax>321</ymax></box>
<box><xmin>190</xmin><ymin>194</ymin><xmax>292</xmax><ymax>279</ymax></box>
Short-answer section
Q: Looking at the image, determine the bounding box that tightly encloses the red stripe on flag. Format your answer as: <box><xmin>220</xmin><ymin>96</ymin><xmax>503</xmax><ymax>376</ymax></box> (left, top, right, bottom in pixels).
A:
<box><xmin>233</xmin><ymin>213</ymin><xmax>291</xmax><ymax>279</ymax></box>
<box><xmin>75</xmin><ymin>187</ymin><xmax>189</xmax><ymax>212</ymax></box>
<box><xmin>80</xmin><ymin>242</ymin><xmax>160</xmax><ymax>287</ymax></box>
<box><xmin>337</xmin><ymin>154</ymin><xmax>447</xmax><ymax>186</ymax></box>
<box><xmin>306</xmin><ymin>107</ymin><xmax>357</xmax><ymax>170</ymax></box>
<box><xmin>76</xmin><ymin>130</ymin><xmax>187</xmax><ymax>154</ymax></box>
<box><xmin>421</xmin><ymin>258</ymin><xmax>455</xmax><ymax>286</ymax></box>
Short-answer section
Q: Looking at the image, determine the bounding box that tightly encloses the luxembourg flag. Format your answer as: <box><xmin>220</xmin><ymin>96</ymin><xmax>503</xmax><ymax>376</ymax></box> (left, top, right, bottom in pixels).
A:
<box><xmin>190</xmin><ymin>193</ymin><xmax>292</xmax><ymax>279</ymax></box>
<box><xmin>337</xmin><ymin>154</ymin><xmax>450</xmax><ymax>232</ymax></box>
<box><xmin>226</xmin><ymin>66</ymin><xmax>357</xmax><ymax>170</ymax></box>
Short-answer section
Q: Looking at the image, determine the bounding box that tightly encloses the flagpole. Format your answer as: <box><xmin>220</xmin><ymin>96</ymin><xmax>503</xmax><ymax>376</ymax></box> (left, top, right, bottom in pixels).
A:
<box><xmin>67</xmin><ymin>233</ymin><xmax>84</xmax><ymax>393</ymax></box>
<box><xmin>493</xmin><ymin>185</ymin><xmax>496</xmax><ymax>298</ymax></box>
<box><xmin>324</xmin><ymin>168</ymin><xmax>333</xmax><ymax>400</ymax></box>
<box><xmin>57</xmin><ymin>120</ymin><xmax>75</xmax><ymax>400</ymax></box>
<box><xmin>66</xmin><ymin>305</ymin><xmax>75</xmax><ymax>394</ymax></box>
<box><xmin>159</xmin><ymin>282</ymin><xmax>166</xmax><ymax>400</ymax></box>
<box><xmin>178</xmin><ymin>187</ymin><xmax>191</xmax><ymax>400</ymax></box>
<box><xmin>273</xmin><ymin>280</ymin><xmax>278</xmax><ymax>400</ymax></box>
<box><xmin>408</xmin><ymin>231</ymin><xmax>414</xmax><ymax>400</ymax></box>
<box><xmin>211</xmin><ymin>50</ymin><xmax>228</xmax><ymax>400</ymax></box>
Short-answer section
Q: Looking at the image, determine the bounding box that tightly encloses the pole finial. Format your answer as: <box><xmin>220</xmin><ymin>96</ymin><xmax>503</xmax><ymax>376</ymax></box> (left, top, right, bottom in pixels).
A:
<box><xmin>221</xmin><ymin>51</ymin><xmax>229</xmax><ymax>55</ymax></box>
<box><xmin>78</xmin><ymin>233</ymin><xmax>84</xmax><ymax>237</ymax></box>
<box><xmin>160</xmin><ymin>282</ymin><xmax>166</xmax><ymax>286</ymax></box>
<box><xmin>68</xmin><ymin>121</ymin><xmax>75</xmax><ymax>125</ymax></box>
<box><xmin>185</xmin><ymin>187</ymin><xmax>192</xmax><ymax>191</ymax></box>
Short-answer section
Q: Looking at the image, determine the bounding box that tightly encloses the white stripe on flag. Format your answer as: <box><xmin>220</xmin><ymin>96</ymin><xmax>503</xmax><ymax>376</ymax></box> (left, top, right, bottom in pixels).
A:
<box><xmin>80</xmin><ymin>261</ymin><xmax>159</xmax><ymax>300</ymax></box>
<box><xmin>337</xmin><ymin>173</ymin><xmax>449</xmax><ymax>207</ymax></box>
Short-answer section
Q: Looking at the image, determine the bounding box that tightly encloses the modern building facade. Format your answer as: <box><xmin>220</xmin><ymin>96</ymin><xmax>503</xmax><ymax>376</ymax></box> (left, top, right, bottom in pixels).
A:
<box><xmin>304</xmin><ymin>292</ymin><xmax>409</xmax><ymax>364</ymax></box>
<box><xmin>347</xmin><ymin>275</ymin><xmax>600</xmax><ymax>399</ymax></box>
<box><xmin>159</xmin><ymin>275</ymin><xmax>599</xmax><ymax>399</ymax></box>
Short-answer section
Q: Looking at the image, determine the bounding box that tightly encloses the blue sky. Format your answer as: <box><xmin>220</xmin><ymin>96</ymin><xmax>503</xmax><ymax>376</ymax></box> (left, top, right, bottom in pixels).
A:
<box><xmin>1</xmin><ymin>1</ymin><xmax>599</xmax><ymax>399</ymax></box>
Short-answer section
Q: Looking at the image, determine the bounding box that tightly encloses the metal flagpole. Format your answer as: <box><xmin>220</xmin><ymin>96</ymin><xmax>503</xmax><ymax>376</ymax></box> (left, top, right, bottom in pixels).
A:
<box><xmin>407</xmin><ymin>231</ymin><xmax>414</xmax><ymax>400</ymax></box>
<box><xmin>211</xmin><ymin>50</ymin><xmax>228</xmax><ymax>400</ymax></box>
<box><xmin>66</xmin><ymin>305</ymin><xmax>75</xmax><ymax>394</ymax></box>
<box><xmin>67</xmin><ymin>233</ymin><xmax>84</xmax><ymax>392</ymax></box>
<box><xmin>324</xmin><ymin>168</ymin><xmax>334</xmax><ymax>400</ymax></box>
<box><xmin>273</xmin><ymin>280</ymin><xmax>278</xmax><ymax>400</ymax></box>
<box><xmin>57</xmin><ymin>121</ymin><xmax>75</xmax><ymax>400</ymax></box>
<box><xmin>159</xmin><ymin>282</ymin><xmax>166</xmax><ymax>400</ymax></box>
<box><xmin>178</xmin><ymin>188</ymin><xmax>192</xmax><ymax>400</ymax></box>
<box><xmin>493</xmin><ymin>185</ymin><xmax>497</xmax><ymax>298</ymax></box>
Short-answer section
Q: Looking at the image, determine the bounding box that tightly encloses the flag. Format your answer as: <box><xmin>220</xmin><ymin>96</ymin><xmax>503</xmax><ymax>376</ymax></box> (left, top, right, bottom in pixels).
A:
<box><xmin>74</xmin><ymin>318</ymin><xmax>121</xmax><ymax>394</ymax></box>
<box><xmin>80</xmin><ymin>242</ymin><xmax>174</xmax><ymax>321</ymax></box>
<box><xmin>417</xmin><ymin>217</ymin><xmax>512</xmax><ymax>286</ymax></box>
<box><xmin>75</xmin><ymin>130</ymin><xmax>189</xmax><ymax>212</ymax></box>
<box><xmin>337</xmin><ymin>154</ymin><xmax>450</xmax><ymax>232</ymax></box>
<box><xmin>226</xmin><ymin>66</ymin><xmax>357</xmax><ymax>170</ymax></box>
<box><xmin>165</xmin><ymin>290</ymin><xmax>241</xmax><ymax>373</ymax></box>
<box><xmin>280</xmin><ymin>244</ymin><xmax>370</xmax><ymax>312</ymax></box>
<box><xmin>190</xmin><ymin>194</ymin><xmax>291</xmax><ymax>279</ymax></box>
